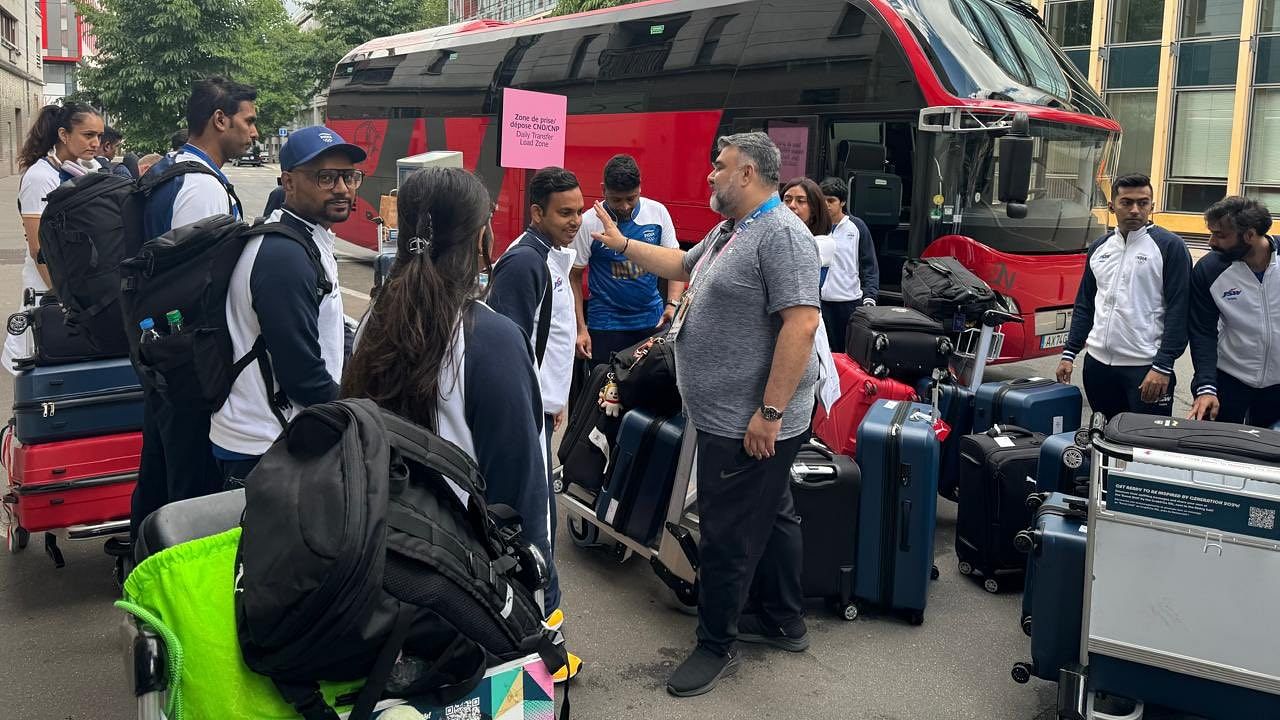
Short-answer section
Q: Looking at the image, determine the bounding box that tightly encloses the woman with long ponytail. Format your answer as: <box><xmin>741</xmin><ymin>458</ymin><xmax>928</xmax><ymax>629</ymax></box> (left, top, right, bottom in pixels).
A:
<box><xmin>343</xmin><ymin>167</ymin><xmax>569</xmax><ymax>662</ymax></box>
<box><xmin>3</xmin><ymin>102</ymin><xmax>104</xmax><ymax>373</ymax></box>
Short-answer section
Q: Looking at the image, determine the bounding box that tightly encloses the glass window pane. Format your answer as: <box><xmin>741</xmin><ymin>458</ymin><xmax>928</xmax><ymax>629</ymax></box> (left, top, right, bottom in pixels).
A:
<box><xmin>1176</xmin><ymin>39</ymin><xmax>1239</xmax><ymax>86</ymax></box>
<box><xmin>1264</xmin><ymin>0</ymin><xmax>1280</xmax><ymax>33</ymax></box>
<box><xmin>1066</xmin><ymin>48</ymin><xmax>1091</xmax><ymax>75</ymax></box>
<box><xmin>1107</xmin><ymin>91</ymin><xmax>1158</xmax><ymax>176</ymax></box>
<box><xmin>1248</xmin><ymin>88</ymin><xmax>1280</xmax><ymax>184</ymax></box>
<box><xmin>1111</xmin><ymin>0</ymin><xmax>1165</xmax><ymax>44</ymax></box>
<box><xmin>1047</xmin><ymin>1</ymin><xmax>1092</xmax><ymax>48</ymax></box>
<box><xmin>1180</xmin><ymin>0</ymin><xmax>1244</xmax><ymax>39</ymax></box>
<box><xmin>1242</xmin><ymin>186</ymin><xmax>1280</xmax><ymax>211</ymax></box>
<box><xmin>1259</xmin><ymin>36</ymin><xmax>1280</xmax><ymax>86</ymax></box>
<box><xmin>995</xmin><ymin>3</ymin><xmax>1070</xmax><ymax>97</ymax></box>
<box><xmin>964</xmin><ymin>0</ymin><xmax>1027</xmax><ymax>84</ymax></box>
<box><xmin>1166</xmin><ymin>182</ymin><xmax>1228</xmax><ymax>212</ymax></box>
<box><xmin>1107</xmin><ymin>44</ymin><xmax>1161</xmax><ymax>88</ymax></box>
<box><xmin>1170</xmin><ymin>90</ymin><xmax>1235</xmax><ymax>179</ymax></box>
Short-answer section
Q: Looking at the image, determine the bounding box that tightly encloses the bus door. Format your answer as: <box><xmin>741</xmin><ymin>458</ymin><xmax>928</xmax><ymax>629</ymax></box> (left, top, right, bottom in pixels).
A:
<box><xmin>820</xmin><ymin>117</ymin><xmax>916</xmax><ymax>297</ymax></box>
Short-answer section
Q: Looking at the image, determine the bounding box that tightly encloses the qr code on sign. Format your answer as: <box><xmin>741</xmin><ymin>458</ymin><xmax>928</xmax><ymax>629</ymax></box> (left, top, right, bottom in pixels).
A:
<box><xmin>1248</xmin><ymin>506</ymin><xmax>1276</xmax><ymax>530</ymax></box>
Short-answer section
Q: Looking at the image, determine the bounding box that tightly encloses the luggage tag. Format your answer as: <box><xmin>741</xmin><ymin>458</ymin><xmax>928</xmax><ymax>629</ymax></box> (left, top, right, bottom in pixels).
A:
<box><xmin>667</xmin><ymin>292</ymin><xmax>692</xmax><ymax>342</ymax></box>
<box><xmin>588</xmin><ymin>426</ymin><xmax>613</xmax><ymax>474</ymax></box>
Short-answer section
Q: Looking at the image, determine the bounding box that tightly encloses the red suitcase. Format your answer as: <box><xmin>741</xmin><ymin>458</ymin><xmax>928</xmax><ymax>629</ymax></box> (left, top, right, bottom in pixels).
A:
<box><xmin>813</xmin><ymin>354</ymin><xmax>918</xmax><ymax>455</ymax></box>
<box><xmin>6</xmin><ymin>432</ymin><xmax>140</xmax><ymax>534</ymax></box>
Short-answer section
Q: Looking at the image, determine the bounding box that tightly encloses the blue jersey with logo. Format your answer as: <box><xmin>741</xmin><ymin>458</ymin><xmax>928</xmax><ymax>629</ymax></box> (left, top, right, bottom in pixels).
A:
<box><xmin>573</xmin><ymin>198</ymin><xmax>679</xmax><ymax>331</ymax></box>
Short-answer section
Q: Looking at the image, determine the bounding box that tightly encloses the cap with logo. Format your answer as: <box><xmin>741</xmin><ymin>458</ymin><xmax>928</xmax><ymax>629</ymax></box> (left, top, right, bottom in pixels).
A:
<box><xmin>279</xmin><ymin>126</ymin><xmax>367</xmax><ymax>171</ymax></box>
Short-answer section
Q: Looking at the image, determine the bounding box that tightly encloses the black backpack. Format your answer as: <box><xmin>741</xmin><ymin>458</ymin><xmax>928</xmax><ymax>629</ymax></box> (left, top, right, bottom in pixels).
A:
<box><xmin>235</xmin><ymin>398</ymin><xmax>567</xmax><ymax>719</ymax></box>
<box><xmin>900</xmin><ymin>257</ymin><xmax>998</xmax><ymax>328</ymax></box>
<box><xmin>117</xmin><ymin>214</ymin><xmax>330</xmax><ymax>423</ymax></box>
<box><xmin>36</xmin><ymin>161</ymin><xmax>238</xmax><ymax>356</ymax></box>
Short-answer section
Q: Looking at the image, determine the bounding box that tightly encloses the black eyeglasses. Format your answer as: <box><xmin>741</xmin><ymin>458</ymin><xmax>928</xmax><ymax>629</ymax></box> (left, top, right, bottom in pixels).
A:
<box><xmin>293</xmin><ymin>169</ymin><xmax>365</xmax><ymax>190</ymax></box>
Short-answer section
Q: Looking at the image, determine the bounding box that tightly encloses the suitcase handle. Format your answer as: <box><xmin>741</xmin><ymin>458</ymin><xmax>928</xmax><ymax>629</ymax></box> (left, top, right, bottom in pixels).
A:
<box><xmin>988</xmin><ymin>424</ymin><xmax>1035</xmax><ymax>439</ymax></box>
<box><xmin>899</xmin><ymin>499</ymin><xmax>911</xmax><ymax>551</ymax></box>
<box><xmin>799</xmin><ymin>441</ymin><xmax>836</xmax><ymax>460</ymax></box>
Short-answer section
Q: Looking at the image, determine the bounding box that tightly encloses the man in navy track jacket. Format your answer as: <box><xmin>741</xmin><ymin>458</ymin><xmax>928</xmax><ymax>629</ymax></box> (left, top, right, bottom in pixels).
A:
<box><xmin>1056</xmin><ymin>173</ymin><xmax>1191</xmax><ymax>418</ymax></box>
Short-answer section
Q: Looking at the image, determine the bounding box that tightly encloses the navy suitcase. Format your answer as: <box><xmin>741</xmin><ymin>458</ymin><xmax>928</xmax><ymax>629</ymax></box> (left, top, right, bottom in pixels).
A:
<box><xmin>13</xmin><ymin>358</ymin><xmax>144</xmax><ymax>444</ymax></box>
<box><xmin>973</xmin><ymin>377</ymin><xmax>1082</xmax><ymax>436</ymax></box>
<box><xmin>374</xmin><ymin>252</ymin><xmax>396</xmax><ymax>288</ymax></box>
<box><xmin>854</xmin><ymin>399</ymin><xmax>941</xmax><ymax>624</ymax></box>
<box><xmin>1011</xmin><ymin>493</ymin><xmax>1087</xmax><ymax>686</ymax></box>
<box><xmin>791</xmin><ymin>443</ymin><xmax>861</xmax><ymax>618</ymax></box>
<box><xmin>1035</xmin><ymin>431</ymin><xmax>1090</xmax><ymax>497</ymax></box>
<box><xmin>917</xmin><ymin>376</ymin><xmax>975</xmax><ymax>501</ymax></box>
<box><xmin>595</xmin><ymin>410</ymin><xmax>684</xmax><ymax>546</ymax></box>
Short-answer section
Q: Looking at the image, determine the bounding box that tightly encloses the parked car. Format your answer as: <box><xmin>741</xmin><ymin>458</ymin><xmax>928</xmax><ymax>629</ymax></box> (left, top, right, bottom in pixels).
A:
<box><xmin>232</xmin><ymin>146</ymin><xmax>268</xmax><ymax>167</ymax></box>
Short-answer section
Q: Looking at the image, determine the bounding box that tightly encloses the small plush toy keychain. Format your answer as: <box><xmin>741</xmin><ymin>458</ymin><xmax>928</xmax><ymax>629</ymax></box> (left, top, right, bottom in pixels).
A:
<box><xmin>599</xmin><ymin>374</ymin><xmax>623</xmax><ymax>417</ymax></box>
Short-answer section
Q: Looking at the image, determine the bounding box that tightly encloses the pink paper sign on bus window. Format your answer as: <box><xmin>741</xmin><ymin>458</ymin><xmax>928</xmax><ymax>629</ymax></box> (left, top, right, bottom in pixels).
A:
<box><xmin>768</xmin><ymin>123</ymin><xmax>810</xmax><ymax>182</ymax></box>
<box><xmin>500</xmin><ymin>88</ymin><xmax>568</xmax><ymax>170</ymax></box>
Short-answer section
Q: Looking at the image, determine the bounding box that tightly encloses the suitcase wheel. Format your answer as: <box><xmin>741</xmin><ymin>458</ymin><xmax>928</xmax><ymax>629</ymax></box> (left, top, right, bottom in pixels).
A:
<box><xmin>1025</xmin><ymin>493</ymin><xmax>1046</xmax><ymax>511</ymax></box>
<box><xmin>983</xmin><ymin>578</ymin><xmax>1000</xmax><ymax>594</ymax></box>
<box><xmin>611</xmin><ymin>542</ymin><xmax>633</xmax><ymax>564</ymax></box>
<box><xmin>568</xmin><ymin>516</ymin><xmax>602</xmax><ymax>548</ymax></box>
<box><xmin>1021</xmin><ymin>615</ymin><xmax>1032</xmax><ymax>637</ymax></box>
<box><xmin>552</xmin><ymin>475</ymin><xmax>565</xmax><ymax>494</ymax></box>
<box><xmin>6</xmin><ymin>524</ymin><xmax>29</xmax><ymax>553</ymax></box>
<box><xmin>957</xmin><ymin>560</ymin><xmax>973</xmax><ymax>576</ymax></box>
<box><xmin>907</xmin><ymin>610</ymin><xmax>924</xmax><ymax>626</ymax></box>
<box><xmin>1014</xmin><ymin>530</ymin><xmax>1037</xmax><ymax>554</ymax></box>
<box><xmin>1011</xmin><ymin>662</ymin><xmax>1032</xmax><ymax>684</ymax></box>
<box><xmin>931</xmin><ymin>564</ymin><xmax>940</xmax><ymax>581</ymax></box>
<box><xmin>832</xmin><ymin>600</ymin><xmax>859</xmax><ymax>622</ymax></box>
<box><xmin>6</xmin><ymin>312</ymin><xmax>28</xmax><ymax>336</ymax></box>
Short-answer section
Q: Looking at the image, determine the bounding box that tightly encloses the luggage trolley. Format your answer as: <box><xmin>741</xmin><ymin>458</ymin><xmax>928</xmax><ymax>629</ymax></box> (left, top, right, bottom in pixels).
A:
<box><xmin>554</xmin><ymin>420</ymin><xmax>701</xmax><ymax>609</ymax></box>
<box><xmin>1058</xmin><ymin>417</ymin><xmax>1280</xmax><ymax>720</ymax></box>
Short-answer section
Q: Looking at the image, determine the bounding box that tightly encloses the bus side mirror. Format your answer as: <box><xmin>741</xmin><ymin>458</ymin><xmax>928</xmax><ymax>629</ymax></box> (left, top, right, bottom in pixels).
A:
<box><xmin>999</xmin><ymin>113</ymin><xmax>1033</xmax><ymax>220</ymax></box>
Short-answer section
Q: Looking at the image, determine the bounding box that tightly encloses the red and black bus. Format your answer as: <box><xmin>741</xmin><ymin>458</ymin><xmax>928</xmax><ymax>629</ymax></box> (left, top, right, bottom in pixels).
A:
<box><xmin>326</xmin><ymin>0</ymin><xmax>1119</xmax><ymax>362</ymax></box>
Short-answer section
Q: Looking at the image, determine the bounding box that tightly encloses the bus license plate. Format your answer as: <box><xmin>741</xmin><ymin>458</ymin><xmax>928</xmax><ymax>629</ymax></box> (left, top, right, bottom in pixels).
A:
<box><xmin>1040</xmin><ymin>332</ymin><xmax>1068</xmax><ymax>349</ymax></box>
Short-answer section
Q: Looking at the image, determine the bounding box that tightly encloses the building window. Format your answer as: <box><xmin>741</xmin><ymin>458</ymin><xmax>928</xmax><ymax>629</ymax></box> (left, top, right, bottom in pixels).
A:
<box><xmin>1179</xmin><ymin>0</ymin><xmax>1243</xmax><ymax>39</ymax></box>
<box><xmin>1167</xmin><ymin>90</ymin><xmax>1234</xmax><ymax>212</ymax></box>
<box><xmin>1</xmin><ymin>10</ymin><xmax>16</xmax><ymax>48</ymax></box>
<box><xmin>1246</xmin><ymin>10</ymin><xmax>1280</xmax><ymax>211</ymax></box>
<box><xmin>1110</xmin><ymin>0</ymin><xmax>1164</xmax><ymax>44</ymax></box>
<box><xmin>1164</xmin><ymin>0</ymin><xmax>1241</xmax><ymax>212</ymax></box>
<box><xmin>1107</xmin><ymin>91</ymin><xmax>1158</xmax><ymax>176</ymax></box>
<box><xmin>1046</xmin><ymin>0</ymin><xmax>1092</xmax><ymax>75</ymax></box>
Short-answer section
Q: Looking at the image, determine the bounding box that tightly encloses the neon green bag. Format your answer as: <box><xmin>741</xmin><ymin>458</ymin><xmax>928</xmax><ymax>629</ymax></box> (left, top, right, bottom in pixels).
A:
<box><xmin>117</xmin><ymin>528</ymin><xmax>362</xmax><ymax>720</ymax></box>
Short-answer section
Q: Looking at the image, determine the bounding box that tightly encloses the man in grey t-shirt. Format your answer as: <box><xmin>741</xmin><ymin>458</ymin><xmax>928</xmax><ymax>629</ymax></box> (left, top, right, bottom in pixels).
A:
<box><xmin>589</xmin><ymin>132</ymin><xmax>821</xmax><ymax>698</ymax></box>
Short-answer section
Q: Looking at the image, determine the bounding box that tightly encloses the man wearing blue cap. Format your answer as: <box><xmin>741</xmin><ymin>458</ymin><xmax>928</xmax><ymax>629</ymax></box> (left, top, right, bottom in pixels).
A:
<box><xmin>209</xmin><ymin>125</ymin><xmax>367</xmax><ymax>482</ymax></box>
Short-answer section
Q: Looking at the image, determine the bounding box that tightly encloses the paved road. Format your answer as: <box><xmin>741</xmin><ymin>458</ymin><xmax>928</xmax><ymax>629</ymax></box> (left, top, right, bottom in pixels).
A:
<box><xmin>0</xmin><ymin>165</ymin><xmax>1201</xmax><ymax>719</ymax></box>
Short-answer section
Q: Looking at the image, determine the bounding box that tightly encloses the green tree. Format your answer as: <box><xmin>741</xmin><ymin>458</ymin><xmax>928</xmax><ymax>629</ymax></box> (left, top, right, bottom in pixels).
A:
<box><xmin>76</xmin><ymin>0</ymin><xmax>311</xmax><ymax>153</ymax></box>
<box><xmin>300</xmin><ymin>0</ymin><xmax>447</xmax><ymax>97</ymax></box>
<box><xmin>552</xmin><ymin>0</ymin><xmax>642</xmax><ymax>16</ymax></box>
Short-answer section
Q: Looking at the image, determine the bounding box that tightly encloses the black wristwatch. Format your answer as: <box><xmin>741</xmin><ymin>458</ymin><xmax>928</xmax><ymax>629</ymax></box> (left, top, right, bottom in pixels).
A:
<box><xmin>759</xmin><ymin>404</ymin><xmax>783</xmax><ymax>422</ymax></box>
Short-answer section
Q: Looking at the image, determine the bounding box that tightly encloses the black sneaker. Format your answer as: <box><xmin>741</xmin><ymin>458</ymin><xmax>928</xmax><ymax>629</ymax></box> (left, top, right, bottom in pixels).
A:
<box><xmin>666</xmin><ymin>645</ymin><xmax>740</xmax><ymax>697</ymax></box>
<box><xmin>737</xmin><ymin>614</ymin><xmax>810</xmax><ymax>652</ymax></box>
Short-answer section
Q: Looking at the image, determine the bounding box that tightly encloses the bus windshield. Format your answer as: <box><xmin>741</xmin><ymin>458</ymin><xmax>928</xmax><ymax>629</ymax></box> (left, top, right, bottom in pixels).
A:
<box><xmin>927</xmin><ymin>121</ymin><xmax>1115</xmax><ymax>254</ymax></box>
<box><xmin>895</xmin><ymin>0</ymin><xmax>1109</xmax><ymax>117</ymax></box>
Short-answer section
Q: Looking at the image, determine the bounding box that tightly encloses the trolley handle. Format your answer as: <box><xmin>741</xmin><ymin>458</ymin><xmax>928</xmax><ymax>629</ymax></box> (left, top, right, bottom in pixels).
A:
<box><xmin>1091</xmin><ymin>436</ymin><xmax>1280</xmax><ymax>486</ymax></box>
<box><xmin>980</xmin><ymin>308</ymin><xmax>1022</xmax><ymax>328</ymax></box>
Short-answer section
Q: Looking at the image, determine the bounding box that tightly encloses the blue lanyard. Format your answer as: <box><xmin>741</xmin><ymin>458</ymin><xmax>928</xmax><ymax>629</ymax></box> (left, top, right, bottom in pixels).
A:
<box><xmin>181</xmin><ymin>143</ymin><xmax>240</xmax><ymax>219</ymax></box>
<box><xmin>739</xmin><ymin>195</ymin><xmax>781</xmax><ymax>231</ymax></box>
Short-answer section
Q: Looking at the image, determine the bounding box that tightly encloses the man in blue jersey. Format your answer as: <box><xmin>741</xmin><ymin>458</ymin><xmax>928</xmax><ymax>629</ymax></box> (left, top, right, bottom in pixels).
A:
<box><xmin>571</xmin><ymin>154</ymin><xmax>684</xmax><ymax>366</ymax></box>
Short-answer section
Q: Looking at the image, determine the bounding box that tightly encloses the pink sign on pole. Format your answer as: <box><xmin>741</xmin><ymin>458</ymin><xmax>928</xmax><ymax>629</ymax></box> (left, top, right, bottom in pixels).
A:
<box><xmin>500</xmin><ymin>88</ymin><xmax>568</xmax><ymax>169</ymax></box>
<box><xmin>768</xmin><ymin>124</ymin><xmax>810</xmax><ymax>182</ymax></box>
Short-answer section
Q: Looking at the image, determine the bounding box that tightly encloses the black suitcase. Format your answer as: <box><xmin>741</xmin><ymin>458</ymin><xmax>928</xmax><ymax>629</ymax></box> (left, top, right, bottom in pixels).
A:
<box><xmin>845</xmin><ymin>306</ymin><xmax>952</xmax><ymax>382</ymax></box>
<box><xmin>1102</xmin><ymin>412</ymin><xmax>1280</xmax><ymax>464</ymax></box>
<box><xmin>955</xmin><ymin>425</ymin><xmax>1043</xmax><ymax>593</ymax></box>
<box><xmin>900</xmin><ymin>257</ymin><xmax>997</xmax><ymax>328</ymax></box>
<box><xmin>556</xmin><ymin>364</ymin><xmax>621</xmax><ymax>494</ymax></box>
<box><xmin>791</xmin><ymin>442</ymin><xmax>861</xmax><ymax>618</ymax></box>
<box><xmin>9</xmin><ymin>292</ymin><xmax>128</xmax><ymax>370</ymax></box>
<box><xmin>135</xmin><ymin>488</ymin><xmax>246</xmax><ymax>562</ymax></box>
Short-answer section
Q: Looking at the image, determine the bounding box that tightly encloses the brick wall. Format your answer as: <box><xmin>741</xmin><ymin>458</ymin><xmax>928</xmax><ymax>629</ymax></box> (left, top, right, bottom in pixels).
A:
<box><xmin>0</xmin><ymin>0</ymin><xmax>44</xmax><ymax>178</ymax></box>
